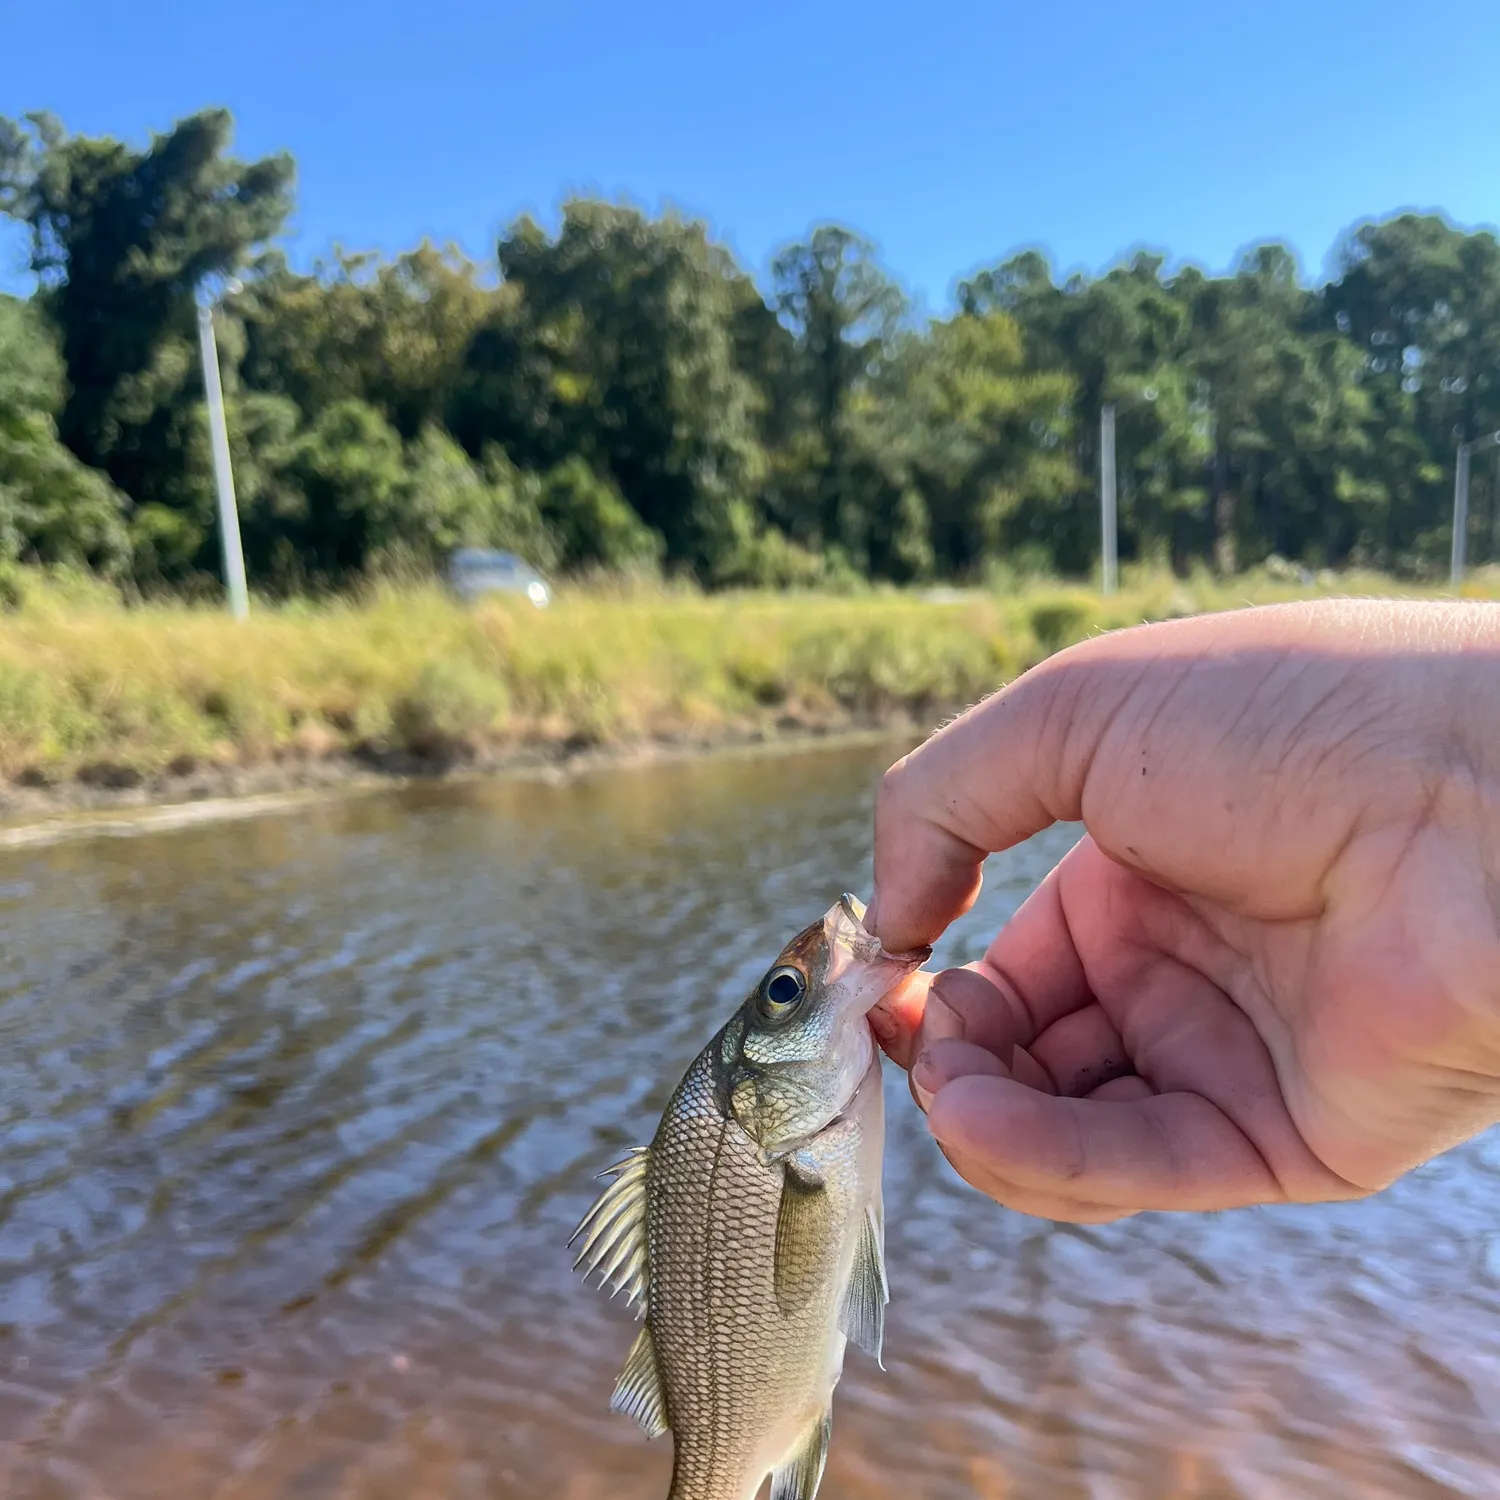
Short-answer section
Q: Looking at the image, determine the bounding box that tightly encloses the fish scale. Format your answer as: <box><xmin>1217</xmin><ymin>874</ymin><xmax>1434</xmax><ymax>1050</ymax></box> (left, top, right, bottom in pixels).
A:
<box><xmin>572</xmin><ymin>895</ymin><xmax>930</xmax><ymax>1500</ymax></box>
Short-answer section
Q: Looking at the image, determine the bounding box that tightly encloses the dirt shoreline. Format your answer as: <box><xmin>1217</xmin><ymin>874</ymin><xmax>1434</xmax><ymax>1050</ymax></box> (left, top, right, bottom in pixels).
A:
<box><xmin>0</xmin><ymin>716</ymin><xmax>930</xmax><ymax>848</ymax></box>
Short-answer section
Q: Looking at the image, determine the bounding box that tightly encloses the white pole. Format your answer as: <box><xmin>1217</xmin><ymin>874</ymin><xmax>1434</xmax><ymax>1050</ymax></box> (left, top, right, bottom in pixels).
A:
<box><xmin>197</xmin><ymin>302</ymin><xmax>250</xmax><ymax>620</ymax></box>
<box><xmin>1451</xmin><ymin>440</ymin><xmax>1472</xmax><ymax>589</ymax></box>
<box><xmin>1100</xmin><ymin>402</ymin><xmax>1118</xmax><ymax>595</ymax></box>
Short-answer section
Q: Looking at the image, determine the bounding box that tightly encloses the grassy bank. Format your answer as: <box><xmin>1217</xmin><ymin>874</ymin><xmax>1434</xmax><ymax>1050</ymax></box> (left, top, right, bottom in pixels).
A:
<box><xmin>0</xmin><ymin>565</ymin><xmax>1496</xmax><ymax>805</ymax></box>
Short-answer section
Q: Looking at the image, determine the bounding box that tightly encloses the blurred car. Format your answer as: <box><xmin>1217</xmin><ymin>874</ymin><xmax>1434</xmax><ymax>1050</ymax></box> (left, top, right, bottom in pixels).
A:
<box><xmin>447</xmin><ymin>548</ymin><xmax>551</xmax><ymax>608</ymax></box>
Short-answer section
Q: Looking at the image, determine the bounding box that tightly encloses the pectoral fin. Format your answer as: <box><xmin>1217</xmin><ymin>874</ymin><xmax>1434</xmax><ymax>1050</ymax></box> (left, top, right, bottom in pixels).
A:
<box><xmin>610</xmin><ymin>1324</ymin><xmax>669</xmax><ymax>1438</ymax></box>
<box><xmin>769</xmin><ymin>1405</ymin><xmax>832</xmax><ymax>1500</ymax></box>
<box><xmin>774</xmin><ymin>1159</ymin><xmax>833</xmax><ymax>1316</ymax></box>
<box><xmin>837</xmin><ymin>1198</ymin><xmax>889</xmax><ymax>1366</ymax></box>
<box><xmin>569</xmin><ymin>1147</ymin><xmax>650</xmax><ymax>1315</ymax></box>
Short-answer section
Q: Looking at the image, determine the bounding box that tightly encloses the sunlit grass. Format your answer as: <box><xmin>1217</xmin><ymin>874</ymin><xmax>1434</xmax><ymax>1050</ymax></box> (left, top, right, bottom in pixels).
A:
<box><xmin>0</xmin><ymin>562</ymin><xmax>1494</xmax><ymax>784</ymax></box>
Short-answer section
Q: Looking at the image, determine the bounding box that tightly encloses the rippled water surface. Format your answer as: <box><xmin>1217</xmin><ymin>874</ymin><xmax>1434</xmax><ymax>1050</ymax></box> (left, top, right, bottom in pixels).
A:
<box><xmin>2</xmin><ymin>742</ymin><xmax>1499</xmax><ymax>1499</ymax></box>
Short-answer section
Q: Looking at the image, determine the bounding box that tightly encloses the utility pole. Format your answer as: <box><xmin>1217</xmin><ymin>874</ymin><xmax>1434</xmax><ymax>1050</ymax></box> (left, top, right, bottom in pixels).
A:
<box><xmin>1100</xmin><ymin>403</ymin><xmax>1118</xmax><ymax>595</ymax></box>
<box><xmin>1451</xmin><ymin>431</ymin><xmax>1500</xmax><ymax>587</ymax></box>
<box><xmin>197</xmin><ymin>295</ymin><xmax>250</xmax><ymax>620</ymax></box>
<box><xmin>1098</xmin><ymin>387</ymin><xmax>1156</xmax><ymax>596</ymax></box>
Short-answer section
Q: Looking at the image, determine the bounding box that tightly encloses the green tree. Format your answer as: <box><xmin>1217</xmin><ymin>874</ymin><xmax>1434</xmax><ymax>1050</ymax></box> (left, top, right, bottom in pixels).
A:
<box><xmin>767</xmin><ymin>226</ymin><xmax>907</xmax><ymax>564</ymax></box>
<box><xmin>283</xmin><ymin>399</ymin><xmax>408</xmax><ymax>577</ymax></box>
<box><xmin>0</xmin><ymin>109</ymin><xmax>293</xmax><ymax>577</ymax></box>
<box><xmin>5</xmin><ymin>105</ymin><xmax>1498</xmax><ymax>591</ymax></box>
<box><xmin>392</xmin><ymin>427</ymin><xmax>557</xmax><ymax>571</ymax></box>
<box><xmin>458</xmin><ymin>200</ymin><xmax>764</xmax><ymax>576</ymax></box>
<box><xmin>239</xmin><ymin>243</ymin><xmax>491</xmax><ymax>439</ymax></box>
<box><xmin>961</xmin><ymin>249</ymin><xmax>1204</xmax><ymax>571</ymax></box>
<box><xmin>1325</xmin><ymin>214</ymin><xmax>1500</xmax><ymax>568</ymax></box>
<box><xmin>200</xmin><ymin>401</ymin><xmax>560</xmax><ymax>588</ymax></box>
<box><xmin>0</xmin><ymin>294</ymin><xmax>131</xmax><ymax>572</ymax></box>
<box><xmin>1169</xmin><ymin>247</ymin><xmax>1374</xmax><ymax>572</ymax></box>
<box><xmin>869</xmin><ymin>310</ymin><xmax>1076</xmax><ymax>574</ymax></box>
<box><xmin>535</xmin><ymin>455</ymin><xmax>663</xmax><ymax>571</ymax></box>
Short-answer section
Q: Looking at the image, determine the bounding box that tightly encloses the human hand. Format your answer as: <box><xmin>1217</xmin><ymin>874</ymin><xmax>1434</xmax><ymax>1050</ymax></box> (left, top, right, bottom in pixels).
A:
<box><xmin>867</xmin><ymin>600</ymin><xmax>1500</xmax><ymax>1221</ymax></box>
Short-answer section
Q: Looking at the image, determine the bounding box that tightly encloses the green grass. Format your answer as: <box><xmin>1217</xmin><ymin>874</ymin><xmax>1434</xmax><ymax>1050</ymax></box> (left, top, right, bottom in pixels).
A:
<box><xmin>0</xmin><ymin>562</ymin><xmax>1495</xmax><ymax>786</ymax></box>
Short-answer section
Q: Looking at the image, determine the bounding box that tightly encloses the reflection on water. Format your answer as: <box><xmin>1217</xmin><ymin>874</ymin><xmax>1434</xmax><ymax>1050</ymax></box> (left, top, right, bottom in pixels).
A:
<box><xmin>1</xmin><ymin>742</ymin><xmax>1498</xmax><ymax>1499</ymax></box>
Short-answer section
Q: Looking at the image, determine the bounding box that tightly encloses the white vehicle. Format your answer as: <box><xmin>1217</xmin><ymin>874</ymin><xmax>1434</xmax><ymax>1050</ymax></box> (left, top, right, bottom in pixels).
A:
<box><xmin>447</xmin><ymin>549</ymin><xmax>551</xmax><ymax>608</ymax></box>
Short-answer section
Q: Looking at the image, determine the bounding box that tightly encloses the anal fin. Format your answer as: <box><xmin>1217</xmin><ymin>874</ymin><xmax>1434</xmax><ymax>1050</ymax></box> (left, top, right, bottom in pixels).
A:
<box><xmin>769</xmin><ymin>1406</ymin><xmax>832</xmax><ymax>1500</ymax></box>
<box><xmin>610</xmin><ymin>1324</ymin><xmax>669</xmax><ymax>1438</ymax></box>
<box><xmin>837</xmin><ymin>1198</ymin><xmax>889</xmax><ymax>1366</ymax></box>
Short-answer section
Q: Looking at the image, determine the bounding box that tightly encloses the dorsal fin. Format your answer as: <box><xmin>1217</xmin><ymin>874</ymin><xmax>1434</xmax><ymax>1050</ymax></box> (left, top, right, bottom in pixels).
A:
<box><xmin>569</xmin><ymin>1147</ymin><xmax>650</xmax><ymax>1315</ymax></box>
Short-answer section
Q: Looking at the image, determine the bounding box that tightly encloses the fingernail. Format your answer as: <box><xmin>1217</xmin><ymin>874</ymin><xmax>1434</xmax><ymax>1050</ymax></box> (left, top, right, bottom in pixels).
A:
<box><xmin>921</xmin><ymin>990</ymin><xmax>964</xmax><ymax>1045</ymax></box>
<box><xmin>913</xmin><ymin>1039</ymin><xmax>1013</xmax><ymax>1117</ymax></box>
<box><xmin>911</xmin><ymin>1049</ymin><xmax>943</xmax><ymax>1111</ymax></box>
<box><xmin>911</xmin><ymin>1075</ymin><xmax>935</xmax><ymax>1113</ymax></box>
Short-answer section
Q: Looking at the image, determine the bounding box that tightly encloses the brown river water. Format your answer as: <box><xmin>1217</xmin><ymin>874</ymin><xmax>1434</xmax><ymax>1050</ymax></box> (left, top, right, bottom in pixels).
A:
<box><xmin>2</xmin><ymin>741</ymin><xmax>1499</xmax><ymax>1499</ymax></box>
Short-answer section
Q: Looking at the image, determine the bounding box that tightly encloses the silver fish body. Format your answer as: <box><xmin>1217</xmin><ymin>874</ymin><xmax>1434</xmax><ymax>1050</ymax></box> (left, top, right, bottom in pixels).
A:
<box><xmin>572</xmin><ymin>895</ymin><xmax>929</xmax><ymax>1500</ymax></box>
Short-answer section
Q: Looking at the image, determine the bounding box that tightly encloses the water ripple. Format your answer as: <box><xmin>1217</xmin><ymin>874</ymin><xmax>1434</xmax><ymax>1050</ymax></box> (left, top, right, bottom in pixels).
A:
<box><xmin>0</xmin><ymin>743</ymin><xmax>1496</xmax><ymax>1497</ymax></box>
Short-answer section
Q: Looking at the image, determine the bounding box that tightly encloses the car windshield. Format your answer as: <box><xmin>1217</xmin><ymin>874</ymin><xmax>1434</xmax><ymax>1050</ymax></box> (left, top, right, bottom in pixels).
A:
<box><xmin>453</xmin><ymin>553</ymin><xmax>527</xmax><ymax>577</ymax></box>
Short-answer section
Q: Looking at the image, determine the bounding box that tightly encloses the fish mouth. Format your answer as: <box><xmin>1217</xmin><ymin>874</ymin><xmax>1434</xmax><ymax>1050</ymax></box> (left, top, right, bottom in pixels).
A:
<box><xmin>839</xmin><ymin>891</ymin><xmax>933</xmax><ymax>967</ymax></box>
<box><xmin>819</xmin><ymin>893</ymin><xmax>932</xmax><ymax>1024</ymax></box>
<box><xmin>839</xmin><ymin>892</ymin><xmax>867</xmax><ymax>925</ymax></box>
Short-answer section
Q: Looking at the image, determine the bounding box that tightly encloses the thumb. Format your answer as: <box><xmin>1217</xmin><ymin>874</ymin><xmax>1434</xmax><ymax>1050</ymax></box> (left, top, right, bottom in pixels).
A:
<box><xmin>870</xmin><ymin>645</ymin><xmax>1135</xmax><ymax>954</ymax></box>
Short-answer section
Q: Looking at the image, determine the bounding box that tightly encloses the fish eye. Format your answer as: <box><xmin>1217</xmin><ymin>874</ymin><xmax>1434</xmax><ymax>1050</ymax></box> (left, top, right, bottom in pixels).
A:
<box><xmin>766</xmin><ymin>970</ymin><xmax>803</xmax><ymax>1005</ymax></box>
<box><xmin>758</xmin><ymin>965</ymin><xmax>807</xmax><ymax>1019</ymax></box>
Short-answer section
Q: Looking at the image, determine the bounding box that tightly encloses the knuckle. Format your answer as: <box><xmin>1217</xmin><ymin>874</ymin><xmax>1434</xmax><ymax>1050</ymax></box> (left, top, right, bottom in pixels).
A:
<box><xmin>876</xmin><ymin>754</ymin><xmax>916</xmax><ymax>819</ymax></box>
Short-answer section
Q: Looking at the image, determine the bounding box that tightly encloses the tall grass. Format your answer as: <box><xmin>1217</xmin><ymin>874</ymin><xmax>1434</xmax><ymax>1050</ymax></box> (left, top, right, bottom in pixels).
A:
<box><xmin>0</xmin><ymin>563</ymin><xmax>1495</xmax><ymax>785</ymax></box>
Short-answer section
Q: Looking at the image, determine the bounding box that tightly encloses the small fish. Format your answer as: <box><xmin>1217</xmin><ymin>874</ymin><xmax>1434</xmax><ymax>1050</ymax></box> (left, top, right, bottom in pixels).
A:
<box><xmin>571</xmin><ymin>894</ymin><xmax>930</xmax><ymax>1500</ymax></box>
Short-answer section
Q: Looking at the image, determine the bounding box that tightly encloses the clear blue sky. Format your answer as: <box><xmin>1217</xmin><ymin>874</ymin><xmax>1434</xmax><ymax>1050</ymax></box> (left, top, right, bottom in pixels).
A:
<box><xmin>2</xmin><ymin>0</ymin><xmax>1497</xmax><ymax>308</ymax></box>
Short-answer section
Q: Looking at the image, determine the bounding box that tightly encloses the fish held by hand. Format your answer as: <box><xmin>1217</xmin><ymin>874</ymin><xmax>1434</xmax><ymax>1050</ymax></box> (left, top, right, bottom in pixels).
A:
<box><xmin>572</xmin><ymin>893</ymin><xmax>931</xmax><ymax>1500</ymax></box>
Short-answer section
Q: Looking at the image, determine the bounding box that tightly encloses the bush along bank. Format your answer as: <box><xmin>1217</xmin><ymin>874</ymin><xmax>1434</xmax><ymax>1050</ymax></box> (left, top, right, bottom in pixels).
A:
<box><xmin>0</xmin><ymin>565</ymin><xmax>1495</xmax><ymax>818</ymax></box>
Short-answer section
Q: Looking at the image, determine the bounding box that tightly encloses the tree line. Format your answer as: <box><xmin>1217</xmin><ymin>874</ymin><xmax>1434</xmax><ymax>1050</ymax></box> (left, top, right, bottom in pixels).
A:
<box><xmin>2</xmin><ymin>108</ymin><xmax>1498</xmax><ymax>593</ymax></box>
